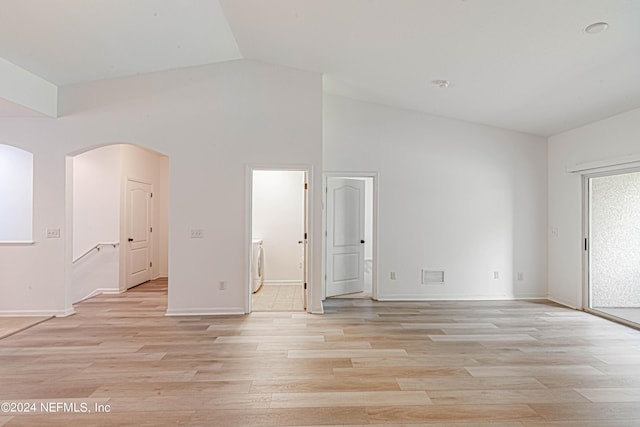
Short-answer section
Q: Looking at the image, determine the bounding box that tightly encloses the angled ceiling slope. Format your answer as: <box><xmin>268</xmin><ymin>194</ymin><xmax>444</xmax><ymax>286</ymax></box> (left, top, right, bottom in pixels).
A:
<box><xmin>221</xmin><ymin>0</ymin><xmax>640</xmax><ymax>136</ymax></box>
<box><xmin>1</xmin><ymin>0</ymin><xmax>639</xmax><ymax>136</ymax></box>
<box><xmin>0</xmin><ymin>0</ymin><xmax>241</xmax><ymax>117</ymax></box>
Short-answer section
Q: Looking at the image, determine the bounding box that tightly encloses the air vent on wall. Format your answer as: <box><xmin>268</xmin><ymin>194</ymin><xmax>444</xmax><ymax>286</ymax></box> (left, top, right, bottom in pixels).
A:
<box><xmin>422</xmin><ymin>270</ymin><xmax>445</xmax><ymax>285</ymax></box>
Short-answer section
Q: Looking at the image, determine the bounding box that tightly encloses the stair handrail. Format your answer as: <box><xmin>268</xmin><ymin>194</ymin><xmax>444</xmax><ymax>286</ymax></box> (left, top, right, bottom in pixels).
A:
<box><xmin>73</xmin><ymin>242</ymin><xmax>120</xmax><ymax>263</ymax></box>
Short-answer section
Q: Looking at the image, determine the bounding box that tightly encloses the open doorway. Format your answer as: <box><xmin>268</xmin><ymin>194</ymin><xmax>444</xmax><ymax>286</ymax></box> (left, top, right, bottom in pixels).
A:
<box><xmin>68</xmin><ymin>144</ymin><xmax>169</xmax><ymax>303</ymax></box>
<box><xmin>585</xmin><ymin>168</ymin><xmax>640</xmax><ymax>327</ymax></box>
<box><xmin>249</xmin><ymin>169</ymin><xmax>308</xmax><ymax>312</ymax></box>
<box><xmin>324</xmin><ymin>174</ymin><xmax>376</xmax><ymax>300</ymax></box>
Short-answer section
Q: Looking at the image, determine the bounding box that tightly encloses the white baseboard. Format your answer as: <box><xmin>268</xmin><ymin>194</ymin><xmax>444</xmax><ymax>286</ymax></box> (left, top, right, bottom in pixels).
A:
<box><xmin>264</xmin><ymin>280</ymin><xmax>302</xmax><ymax>285</ymax></box>
<box><xmin>310</xmin><ymin>302</ymin><xmax>324</xmax><ymax>314</ymax></box>
<box><xmin>74</xmin><ymin>287</ymin><xmax>123</xmax><ymax>304</ymax></box>
<box><xmin>165</xmin><ymin>307</ymin><xmax>245</xmax><ymax>316</ymax></box>
<box><xmin>547</xmin><ymin>294</ymin><xmax>581</xmax><ymax>310</ymax></box>
<box><xmin>376</xmin><ymin>294</ymin><xmax>548</xmax><ymax>301</ymax></box>
<box><xmin>0</xmin><ymin>307</ymin><xmax>75</xmax><ymax>317</ymax></box>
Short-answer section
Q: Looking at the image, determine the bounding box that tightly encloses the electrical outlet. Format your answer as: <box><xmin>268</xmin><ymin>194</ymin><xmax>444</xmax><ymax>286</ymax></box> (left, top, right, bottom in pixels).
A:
<box><xmin>190</xmin><ymin>229</ymin><xmax>204</xmax><ymax>239</ymax></box>
<box><xmin>46</xmin><ymin>228</ymin><xmax>60</xmax><ymax>238</ymax></box>
<box><xmin>219</xmin><ymin>281</ymin><xmax>225</xmax><ymax>290</ymax></box>
<box><xmin>390</xmin><ymin>272</ymin><xmax>396</xmax><ymax>280</ymax></box>
<box><xmin>517</xmin><ymin>272</ymin><xmax>524</xmax><ymax>281</ymax></box>
<box><xmin>493</xmin><ymin>271</ymin><xmax>499</xmax><ymax>279</ymax></box>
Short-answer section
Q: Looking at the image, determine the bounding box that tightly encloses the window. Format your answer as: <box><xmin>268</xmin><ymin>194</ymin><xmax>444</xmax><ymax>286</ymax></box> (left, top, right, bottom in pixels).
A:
<box><xmin>0</xmin><ymin>144</ymin><xmax>33</xmax><ymax>242</ymax></box>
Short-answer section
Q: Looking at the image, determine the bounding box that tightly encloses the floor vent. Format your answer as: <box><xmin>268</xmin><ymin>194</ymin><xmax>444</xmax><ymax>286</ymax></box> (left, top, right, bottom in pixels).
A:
<box><xmin>422</xmin><ymin>270</ymin><xmax>445</xmax><ymax>284</ymax></box>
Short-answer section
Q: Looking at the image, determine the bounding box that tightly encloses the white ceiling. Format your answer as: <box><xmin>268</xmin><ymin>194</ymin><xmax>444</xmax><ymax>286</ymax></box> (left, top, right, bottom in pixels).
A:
<box><xmin>1</xmin><ymin>0</ymin><xmax>639</xmax><ymax>136</ymax></box>
<box><xmin>0</xmin><ymin>0</ymin><xmax>241</xmax><ymax>85</ymax></box>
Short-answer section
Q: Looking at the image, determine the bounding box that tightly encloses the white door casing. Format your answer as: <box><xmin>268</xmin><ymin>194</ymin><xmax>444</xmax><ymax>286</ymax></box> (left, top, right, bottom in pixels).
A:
<box><xmin>303</xmin><ymin>174</ymin><xmax>308</xmax><ymax>309</ymax></box>
<box><xmin>325</xmin><ymin>178</ymin><xmax>365</xmax><ymax>297</ymax></box>
<box><xmin>126</xmin><ymin>179</ymin><xmax>152</xmax><ymax>288</ymax></box>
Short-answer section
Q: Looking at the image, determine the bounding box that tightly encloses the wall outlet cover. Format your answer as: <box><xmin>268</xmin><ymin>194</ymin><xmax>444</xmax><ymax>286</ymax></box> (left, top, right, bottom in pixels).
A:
<box><xmin>190</xmin><ymin>229</ymin><xmax>204</xmax><ymax>239</ymax></box>
<box><xmin>46</xmin><ymin>228</ymin><xmax>61</xmax><ymax>238</ymax></box>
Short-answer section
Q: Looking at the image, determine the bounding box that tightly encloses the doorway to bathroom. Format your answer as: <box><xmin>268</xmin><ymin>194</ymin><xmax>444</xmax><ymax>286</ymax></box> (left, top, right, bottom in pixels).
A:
<box><xmin>324</xmin><ymin>173</ymin><xmax>377</xmax><ymax>300</ymax></box>
<box><xmin>249</xmin><ymin>169</ymin><xmax>308</xmax><ymax>312</ymax></box>
<box><xmin>584</xmin><ymin>168</ymin><xmax>640</xmax><ymax>327</ymax></box>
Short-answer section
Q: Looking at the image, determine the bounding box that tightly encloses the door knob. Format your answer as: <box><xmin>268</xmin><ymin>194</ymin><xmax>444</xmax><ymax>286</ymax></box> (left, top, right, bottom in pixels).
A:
<box><xmin>128</xmin><ymin>238</ymin><xmax>134</xmax><ymax>242</ymax></box>
<box><xmin>361</xmin><ymin>240</ymin><xmax>365</xmax><ymax>244</ymax></box>
<box><xmin>298</xmin><ymin>240</ymin><xmax>304</xmax><ymax>244</ymax></box>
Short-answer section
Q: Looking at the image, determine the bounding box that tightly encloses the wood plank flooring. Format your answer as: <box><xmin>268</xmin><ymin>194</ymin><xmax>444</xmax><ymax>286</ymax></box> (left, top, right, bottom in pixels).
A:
<box><xmin>0</xmin><ymin>317</ymin><xmax>51</xmax><ymax>340</ymax></box>
<box><xmin>1</xmin><ymin>278</ymin><xmax>640</xmax><ymax>426</ymax></box>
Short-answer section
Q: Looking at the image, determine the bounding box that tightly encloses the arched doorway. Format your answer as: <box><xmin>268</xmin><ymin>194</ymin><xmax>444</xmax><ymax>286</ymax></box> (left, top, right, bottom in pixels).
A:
<box><xmin>66</xmin><ymin>143</ymin><xmax>169</xmax><ymax>303</ymax></box>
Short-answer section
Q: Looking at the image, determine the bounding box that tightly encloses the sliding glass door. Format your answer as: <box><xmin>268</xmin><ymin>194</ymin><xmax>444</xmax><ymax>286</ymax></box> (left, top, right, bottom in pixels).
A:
<box><xmin>587</xmin><ymin>169</ymin><xmax>640</xmax><ymax>325</ymax></box>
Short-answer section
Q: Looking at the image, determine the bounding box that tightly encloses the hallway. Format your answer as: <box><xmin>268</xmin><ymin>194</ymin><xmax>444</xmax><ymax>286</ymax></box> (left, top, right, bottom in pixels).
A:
<box><xmin>2</xmin><ymin>279</ymin><xmax>640</xmax><ymax>425</ymax></box>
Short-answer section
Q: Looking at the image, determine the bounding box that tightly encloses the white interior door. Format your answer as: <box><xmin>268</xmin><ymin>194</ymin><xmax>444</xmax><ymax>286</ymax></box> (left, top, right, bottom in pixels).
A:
<box><xmin>326</xmin><ymin>178</ymin><xmax>365</xmax><ymax>297</ymax></box>
<box><xmin>126</xmin><ymin>179</ymin><xmax>152</xmax><ymax>288</ymax></box>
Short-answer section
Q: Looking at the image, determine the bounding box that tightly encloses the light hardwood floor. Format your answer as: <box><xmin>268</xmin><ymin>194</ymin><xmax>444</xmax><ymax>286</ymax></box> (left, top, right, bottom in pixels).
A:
<box><xmin>2</xmin><ymin>278</ymin><xmax>640</xmax><ymax>426</ymax></box>
<box><xmin>0</xmin><ymin>317</ymin><xmax>50</xmax><ymax>340</ymax></box>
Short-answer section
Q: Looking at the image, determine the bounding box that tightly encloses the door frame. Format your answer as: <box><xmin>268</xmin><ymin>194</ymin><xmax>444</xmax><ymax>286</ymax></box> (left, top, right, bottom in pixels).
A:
<box><xmin>582</xmin><ymin>165</ymin><xmax>640</xmax><ymax>327</ymax></box>
<box><xmin>122</xmin><ymin>177</ymin><xmax>154</xmax><ymax>291</ymax></box>
<box><xmin>323</xmin><ymin>172</ymin><xmax>378</xmax><ymax>301</ymax></box>
<box><xmin>245</xmin><ymin>165</ymin><xmax>312</xmax><ymax>313</ymax></box>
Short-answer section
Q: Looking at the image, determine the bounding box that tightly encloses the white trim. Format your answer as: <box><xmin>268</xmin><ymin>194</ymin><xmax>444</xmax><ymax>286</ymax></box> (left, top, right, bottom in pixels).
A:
<box><xmin>567</xmin><ymin>153</ymin><xmax>640</xmax><ymax>173</ymax></box>
<box><xmin>0</xmin><ymin>308</ymin><xmax>75</xmax><ymax>317</ymax></box>
<box><xmin>263</xmin><ymin>280</ymin><xmax>303</xmax><ymax>284</ymax></box>
<box><xmin>73</xmin><ymin>287</ymin><xmax>124</xmax><ymax>304</ymax></box>
<box><xmin>377</xmin><ymin>294</ymin><xmax>548</xmax><ymax>301</ymax></box>
<box><xmin>246</xmin><ymin>164</ymin><xmax>315</xmax><ymax>314</ymax></box>
<box><xmin>165</xmin><ymin>308</ymin><xmax>245</xmax><ymax>316</ymax></box>
<box><xmin>547</xmin><ymin>294</ymin><xmax>580</xmax><ymax>310</ymax></box>
<box><xmin>0</xmin><ymin>241</ymin><xmax>35</xmax><ymax>245</ymax></box>
<box><xmin>582</xmin><ymin>174</ymin><xmax>590</xmax><ymax>312</ymax></box>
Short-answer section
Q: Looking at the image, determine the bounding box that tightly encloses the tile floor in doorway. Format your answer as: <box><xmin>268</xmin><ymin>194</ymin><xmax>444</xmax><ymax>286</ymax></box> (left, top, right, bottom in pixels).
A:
<box><xmin>252</xmin><ymin>283</ymin><xmax>304</xmax><ymax>311</ymax></box>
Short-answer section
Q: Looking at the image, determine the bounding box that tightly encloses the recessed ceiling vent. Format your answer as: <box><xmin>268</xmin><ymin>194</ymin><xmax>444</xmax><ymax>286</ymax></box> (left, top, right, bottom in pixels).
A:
<box><xmin>422</xmin><ymin>270</ymin><xmax>445</xmax><ymax>284</ymax></box>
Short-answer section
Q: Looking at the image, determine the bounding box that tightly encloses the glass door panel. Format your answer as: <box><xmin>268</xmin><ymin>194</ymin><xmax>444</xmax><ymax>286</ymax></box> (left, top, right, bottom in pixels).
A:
<box><xmin>588</xmin><ymin>170</ymin><xmax>640</xmax><ymax>324</ymax></box>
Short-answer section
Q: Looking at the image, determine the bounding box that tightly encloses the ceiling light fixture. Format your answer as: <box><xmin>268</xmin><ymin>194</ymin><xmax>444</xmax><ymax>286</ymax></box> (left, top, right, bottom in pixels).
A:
<box><xmin>432</xmin><ymin>79</ymin><xmax>450</xmax><ymax>88</ymax></box>
<box><xmin>584</xmin><ymin>22</ymin><xmax>608</xmax><ymax>34</ymax></box>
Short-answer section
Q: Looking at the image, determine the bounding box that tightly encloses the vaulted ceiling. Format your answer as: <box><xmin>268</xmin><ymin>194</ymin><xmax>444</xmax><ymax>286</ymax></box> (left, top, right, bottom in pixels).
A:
<box><xmin>1</xmin><ymin>0</ymin><xmax>638</xmax><ymax>136</ymax></box>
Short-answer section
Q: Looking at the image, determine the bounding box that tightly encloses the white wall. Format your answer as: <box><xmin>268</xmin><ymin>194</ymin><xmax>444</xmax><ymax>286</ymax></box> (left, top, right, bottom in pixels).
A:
<box><xmin>71</xmin><ymin>145</ymin><xmax>120</xmax><ymax>302</ymax></box>
<box><xmin>73</xmin><ymin>145</ymin><xmax>120</xmax><ymax>259</ymax></box>
<box><xmin>324</xmin><ymin>95</ymin><xmax>548</xmax><ymax>300</ymax></box>
<box><xmin>71</xmin><ymin>144</ymin><xmax>169</xmax><ymax>303</ymax></box>
<box><xmin>0</xmin><ymin>59</ymin><xmax>323</xmax><ymax>316</ymax></box>
<box><xmin>252</xmin><ymin>170</ymin><xmax>304</xmax><ymax>282</ymax></box>
<box><xmin>0</xmin><ymin>139</ymin><xmax>67</xmax><ymax>315</ymax></box>
<box><xmin>548</xmin><ymin>107</ymin><xmax>640</xmax><ymax>309</ymax></box>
